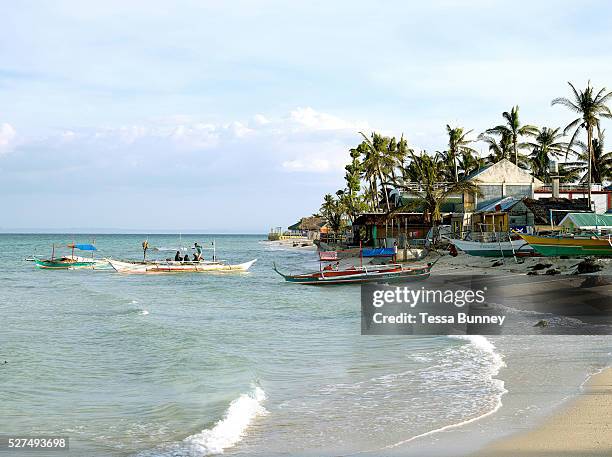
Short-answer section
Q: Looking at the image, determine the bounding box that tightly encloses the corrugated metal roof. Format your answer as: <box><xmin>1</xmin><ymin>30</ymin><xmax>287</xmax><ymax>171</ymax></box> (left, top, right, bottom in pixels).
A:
<box><xmin>477</xmin><ymin>196</ymin><xmax>520</xmax><ymax>213</ymax></box>
<box><xmin>559</xmin><ymin>213</ymin><xmax>612</xmax><ymax>228</ymax></box>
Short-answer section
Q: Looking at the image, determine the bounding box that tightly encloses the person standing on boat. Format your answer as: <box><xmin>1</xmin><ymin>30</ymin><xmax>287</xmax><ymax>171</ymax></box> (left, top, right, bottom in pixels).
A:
<box><xmin>194</xmin><ymin>242</ymin><xmax>203</xmax><ymax>260</ymax></box>
<box><xmin>142</xmin><ymin>240</ymin><xmax>149</xmax><ymax>261</ymax></box>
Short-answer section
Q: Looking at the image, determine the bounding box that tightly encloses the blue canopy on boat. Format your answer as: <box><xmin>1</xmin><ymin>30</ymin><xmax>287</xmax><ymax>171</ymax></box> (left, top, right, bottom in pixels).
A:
<box><xmin>70</xmin><ymin>244</ymin><xmax>97</xmax><ymax>251</ymax></box>
<box><xmin>362</xmin><ymin>247</ymin><xmax>395</xmax><ymax>257</ymax></box>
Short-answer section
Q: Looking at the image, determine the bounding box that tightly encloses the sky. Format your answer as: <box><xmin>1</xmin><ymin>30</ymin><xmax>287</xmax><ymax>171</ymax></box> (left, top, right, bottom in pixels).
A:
<box><xmin>1</xmin><ymin>0</ymin><xmax>612</xmax><ymax>232</ymax></box>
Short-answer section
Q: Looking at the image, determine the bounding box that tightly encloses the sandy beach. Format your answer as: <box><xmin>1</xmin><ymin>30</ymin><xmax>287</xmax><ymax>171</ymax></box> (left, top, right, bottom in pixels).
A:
<box><xmin>474</xmin><ymin>367</ymin><xmax>612</xmax><ymax>457</ymax></box>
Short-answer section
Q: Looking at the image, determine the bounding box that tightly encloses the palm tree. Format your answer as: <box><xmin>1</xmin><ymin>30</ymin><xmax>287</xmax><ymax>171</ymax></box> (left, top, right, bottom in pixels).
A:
<box><xmin>392</xmin><ymin>151</ymin><xmax>481</xmax><ymax>225</ymax></box>
<box><xmin>564</xmin><ymin>130</ymin><xmax>612</xmax><ymax>185</ymax></box>
<box><xmin>526</xmin><ymin>127</ymin><xmax>569</xmax><ymax>182</ymax></box>
<box><xmin>485</xmin><ymin>106</ymin><xmax>538</xmax><ymax>165</ymax></box>
<box><xmin>359</xmin><ymin>132</ymin><xmax>396</xmax><ymax>212</ymax></box>
<box><xmin>320</xmin><ymin>193</ymin><xmax>344</xmax><ymax>235</ymax></box>
<box><xmin>552</xmin><ymin>81</ymin><xmax>612</xmax><ymax>207</ymax></box>
<box><xmin>445</xmin><ymin>125</ymin><xmax>477</xmax><ymax>182</ymax></box>
<box><xmin>478</xmin><ymin>131</ymin><xmax>513</xmax><ymax>163</ymax></box>
<box><xmin>457</xmin><ymin>149</ymin><xmax>486</xmax><ymax>178</ymax></box>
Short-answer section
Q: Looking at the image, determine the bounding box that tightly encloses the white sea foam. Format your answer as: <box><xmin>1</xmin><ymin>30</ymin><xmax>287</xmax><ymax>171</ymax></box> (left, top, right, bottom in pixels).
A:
<box><xmin>141</xmin><ymin>385</ymin><xmax>267</xmax><ymax>457</ymax></box>
<box><xmin>381</xmin><ymin>336</ymin><xmax>506</xmax><ymax>450</ymax></box>
<box><xmin>140</xmin><ymin>310</ymin><xmax>149</xmax><ymax>316</ymax></box>
<box><xmin>182</xmin><ymin>386</ymin><xmax>267</xmax><ymax>455</ymax></box>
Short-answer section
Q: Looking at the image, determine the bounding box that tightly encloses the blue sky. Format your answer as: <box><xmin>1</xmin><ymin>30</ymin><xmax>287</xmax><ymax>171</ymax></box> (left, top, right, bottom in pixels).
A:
<box><xmin>1</xmin><ymin>0</ymin><xmax>611</xmax><ymax>232</ymax></box>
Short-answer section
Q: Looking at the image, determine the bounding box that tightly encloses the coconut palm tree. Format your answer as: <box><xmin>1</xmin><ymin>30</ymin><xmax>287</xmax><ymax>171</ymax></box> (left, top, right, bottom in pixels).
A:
<box><xmin>552</xmin><ymin>81</ymin><xmax>612</xmax><ymax>207</ymax></box>
<box><xmin>445</xmin><ymin>125</ymin><xmax>477</xmax><ymax>182</ymax></box>
<box><xmin>564</xmin><ymin>130</ymin><xmax>612</xmax><ymax>185</ymax></box>
<box><xmin>359</xmin><ymin>132</ymin><xmax>397</xmax><ymax>212</ymax></box>
<box><xmin>391</xmin><ymin>151</ymin><xmax>481</xmax><ymax>225</ymax></box>
<box><xmin>457</xmin><ymin>149</ymin><xmax>487</xmax><ymax>178</ymax></box>
<box><xmin>320</xmin><ymin>193</ymin><xmax>344</xmax><ymax>235</ymax></box>
<box><xmin>478</xmin><ymin>131</ymin><xmax>514</xmax><ymax>163</ymax></box>
<box><xmin>526</xmin><ymin>127</ymin><xmax>569</xmax><ymax>182</ymax></box>
<box><xmin>485</xmin><ymin>106</ymin><xmax>538</xmax><ymax>165</ymax></box>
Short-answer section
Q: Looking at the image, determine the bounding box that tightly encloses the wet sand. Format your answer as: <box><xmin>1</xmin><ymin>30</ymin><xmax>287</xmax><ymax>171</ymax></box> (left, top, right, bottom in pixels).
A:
<box><xmin>474</xmin><ymin>367</ymin><xmax>612</xmax><ymax>457</ymax></box>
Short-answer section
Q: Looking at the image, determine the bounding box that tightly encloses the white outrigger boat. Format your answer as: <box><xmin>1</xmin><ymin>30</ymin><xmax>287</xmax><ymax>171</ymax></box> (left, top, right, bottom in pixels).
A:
<box><xmin>107</xmin><ymin>258</ymin><xmax>257</xmax><ymax>274</ymax></box>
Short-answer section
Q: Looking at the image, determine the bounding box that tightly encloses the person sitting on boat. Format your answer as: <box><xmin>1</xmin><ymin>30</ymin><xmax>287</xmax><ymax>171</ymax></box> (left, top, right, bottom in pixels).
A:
<box><xmin>183</xmin><ymin>254</ymin><xmax>190</xmax><ymax>262</ymax></box>
<box><xmin>174</xmin><ymin>251</ymin><xmax>181</xmax><ymax>261</ymax></box>
<box><xmin>192</xmin><ymin>253</ymin><xmax>199</xmax><ymax>261</ymax></box>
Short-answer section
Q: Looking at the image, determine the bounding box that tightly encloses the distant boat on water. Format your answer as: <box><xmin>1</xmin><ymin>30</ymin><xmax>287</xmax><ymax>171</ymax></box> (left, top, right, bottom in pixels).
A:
<box><xmin>34</xmin><ymin>243</ymin><xmax>107</xmax><ymax>269</ymax></box>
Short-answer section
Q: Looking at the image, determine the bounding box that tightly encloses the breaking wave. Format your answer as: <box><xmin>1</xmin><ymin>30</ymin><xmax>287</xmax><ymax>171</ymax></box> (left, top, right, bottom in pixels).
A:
<box><xmin>139</xmin><ymin>385</ymin><xmax>267</xmax><ymax>456</ymax></box>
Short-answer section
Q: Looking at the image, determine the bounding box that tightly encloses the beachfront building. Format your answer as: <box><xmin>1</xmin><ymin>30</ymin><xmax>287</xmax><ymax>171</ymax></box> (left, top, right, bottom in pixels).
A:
<box><xmin>286</xmin><ymin>216</ymin><xmax>328</xmax><ymax>240</ymax></box>
<box><xmin>535</xmin><ymin>183</ymin><xmax>612</xmax><ymax>214</ymax></box>
<box><xmin>448</xmin><ymin>159</ymin><xmax>543</xmax><ymax>235</ymax></box>
<box><xmin>351</xmin><ymin>212</ymin><xmax>437</xmax><ymax>248</ymax></box>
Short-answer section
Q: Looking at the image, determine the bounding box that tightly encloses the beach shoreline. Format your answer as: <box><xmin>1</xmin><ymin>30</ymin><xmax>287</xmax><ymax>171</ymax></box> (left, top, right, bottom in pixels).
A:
<box><xmin>472</xmin><ymin>366</ymin><xmax>612</xmax><ymax>457</ymax></box>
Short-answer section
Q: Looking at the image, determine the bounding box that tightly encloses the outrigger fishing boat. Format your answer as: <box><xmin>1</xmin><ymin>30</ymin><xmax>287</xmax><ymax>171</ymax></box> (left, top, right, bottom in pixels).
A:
<box><xmin>34</xmin><ymin>243</ymin><xmax>107</xmax><ymax>269</ymax></box>
<box><xmin>518</xmin><ymin>233</ymin><xmax>612</xmax><ymax>257</ymax></box>
<box><xmin>107</xmin><ymin>239</ymin><xmax>256</xmax><ymax>274</ymax></box>
<box><xmin>449</xmin><ymin>237</ymin><xmax>533</xmax><ymax>257</ymax></box>
<box><xmin>107</xmin><ymin>258</ymin><xmax>257</xmax><ymax>274</ymax></box>
<box><xmin>273</xmin><ymin>250</ymin><xmax>435</xmax><ymax>285</ymax></box>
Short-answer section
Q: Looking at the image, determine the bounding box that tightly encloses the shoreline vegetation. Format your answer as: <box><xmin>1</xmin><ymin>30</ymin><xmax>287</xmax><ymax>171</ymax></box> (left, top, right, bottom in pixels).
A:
<box><xmin>315</xmin><ymin>81</ymin><xmax>612</xmax><ymax>240</ymax></box>
<box><xmin>474</xmin><ymin>367</ymin><xmax>612</xmax><ymax>457</ymax></box>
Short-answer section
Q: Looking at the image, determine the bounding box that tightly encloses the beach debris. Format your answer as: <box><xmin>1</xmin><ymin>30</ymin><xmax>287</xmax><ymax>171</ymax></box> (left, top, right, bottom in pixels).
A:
<box><xmin>575</xmin><ymin>257</ymin><xmax>604</xmax><ymax>274</ymax></box>
<box><xmin>527</xmin><ymin>271</ymin><xmax>539</xmax><ymax>276</ymax></box>
<box><xmin>533</xmin><ymin>320</ymin><xmax>549</xmax><ymax>328</ymax></box>
<box><xmin>545</xmin><ymin>268</ymin><xmax>560</xmax><ymax>275</ymax></box>
<box><xmin>530</xmin><ymin>262</ymin><xmax>553</xmax><ymax>271</ymax></box>
<box><xmin>491</xmin><ymin>260</ymin><xmax>504</xmax><ymax>267</ymax></box>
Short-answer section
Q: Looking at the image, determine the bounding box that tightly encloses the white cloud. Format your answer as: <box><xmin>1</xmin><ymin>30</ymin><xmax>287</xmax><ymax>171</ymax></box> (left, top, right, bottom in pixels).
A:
<box><xmin>282</xmin><ymin>159</ymin><xmax>331</xmax><ymax>172</ymax></box>
<box><xmin>288</xmin><ymin>107</ymin><xmax>368</xmax><ymax>131</ymax></box>
<box><xmin>0</xmin><ymin>123</ymin><xmax>16</xmax><ymax>154</ymax></box>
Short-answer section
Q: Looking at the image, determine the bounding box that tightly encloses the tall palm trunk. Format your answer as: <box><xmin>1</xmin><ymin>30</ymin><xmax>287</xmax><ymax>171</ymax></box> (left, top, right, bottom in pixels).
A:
<box><xmin>369</xmin><ymin>179</ymin><xmax>377</xmax><ymax>211</ymax></box>
<box><xmin>377</xmin><ymin>166</ymin><xmax>391</xmax><ymax>212</ymax></box>
<box><xmin>513</xmin><ymin>135</ymin><xmax>518</xmax><ymax>165</ymax></box>
<box><xmin>587</xmin><ymin>125</ymin><xmax>592</xmax><ymax>209</ymax></box>
<box><xmin>453</xmin><ymin>153</ymin><xmax>459</xmax><ymax>182</ymax></box>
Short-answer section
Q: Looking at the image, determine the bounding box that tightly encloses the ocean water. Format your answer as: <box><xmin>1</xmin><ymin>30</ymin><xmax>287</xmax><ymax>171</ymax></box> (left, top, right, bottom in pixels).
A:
<box><xmin>0</xmin><ymin>234</ymin><xmax>610</xmax><ymax>457</ymax></box>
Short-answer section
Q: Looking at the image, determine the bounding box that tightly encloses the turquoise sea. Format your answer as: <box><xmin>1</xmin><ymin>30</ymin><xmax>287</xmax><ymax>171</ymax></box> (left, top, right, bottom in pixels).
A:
<box><xmin>1</xmin><ymin>234</ymin><xmax>611</xmax><ymax>457</ymax></box>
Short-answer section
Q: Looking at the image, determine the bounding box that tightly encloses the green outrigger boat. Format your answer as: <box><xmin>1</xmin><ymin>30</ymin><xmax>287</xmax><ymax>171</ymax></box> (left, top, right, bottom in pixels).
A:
<box><xmin>518</xmin><ymin>233</ymin><xmax>612</xmax><ymax>257</ymax></box>
<box><xmin>34</xmin><ymin>243</ymin><xmax>105</xmax><ymax>269</ymax></box>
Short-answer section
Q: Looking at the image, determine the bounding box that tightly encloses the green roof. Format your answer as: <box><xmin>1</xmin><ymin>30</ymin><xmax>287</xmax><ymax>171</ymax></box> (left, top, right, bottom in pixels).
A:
<box><xmin>559</xmin><ymin>213</ymin><xmax>612</xmax><ymax>228</ymax></box>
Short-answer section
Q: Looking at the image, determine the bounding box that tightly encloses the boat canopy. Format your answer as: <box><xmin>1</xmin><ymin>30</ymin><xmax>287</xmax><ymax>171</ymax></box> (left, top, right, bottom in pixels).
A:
<box><xmin>362</xmin><ymin>247</ymin><xmax>395</xmax><ymax>257</ymax></box>
<box><xmin>68</xmin><ymin>243</ymin><xmax>97</xmax><ymax>251</ymax></box>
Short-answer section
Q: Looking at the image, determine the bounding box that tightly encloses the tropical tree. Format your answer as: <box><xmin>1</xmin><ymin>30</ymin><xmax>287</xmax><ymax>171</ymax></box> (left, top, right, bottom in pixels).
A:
<box><xmin>457</xmin><ymin>149</ymin><xmax>487</xmax><ymax>178</ymax></box>
<box><xmin>341</xmin><ymin>147</ymin><xmax>367</xmax><ymax>222</ymax></box>
<box><xmin>320</xmin><ymin>193</ymin><xmax>345</xmax><ymax>235</ymax></box>
<box><xmin>564</xmin><ymin>131</ymin><xmax>612</xmax><ymax>184</ymax></box>
<box><xmin>478</xmin><ymin>131</ymin><xmax>513</xmax><ymax>163</ymax></box>
<box><xmin>526</xmin><ymin>127</ymin><xmax>569</xmax><ymax>182</ymax></box>
<box><xmin>359</xmin><ymin>132</ymin><xmax>396</xmax><ymax>212</ymax></box>
<box><xmin>392</xmin><ymin>151</ymin><xmax>481</xmax><ymax>225</ymax></box>
<box><xmin>484</xmin><ymin>106</ymin><xmax>538</xmax><ymax>165</ymax></box>
<box><xmin>552</xmin><ymin>81</ymin><xmax>612</xmax><ymax>207</ymax></box>
<box><xmin>444</xmin><ymin>125</ymin><xmax>477</xmax><ymax>182</ymax></box>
